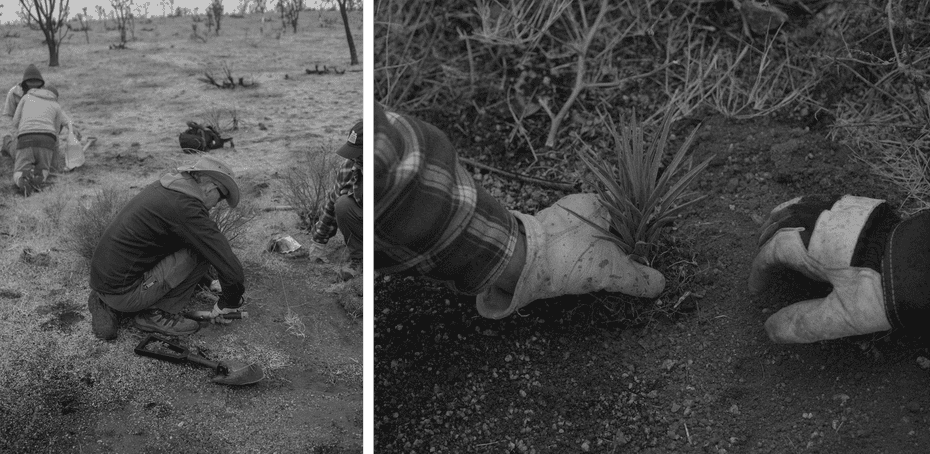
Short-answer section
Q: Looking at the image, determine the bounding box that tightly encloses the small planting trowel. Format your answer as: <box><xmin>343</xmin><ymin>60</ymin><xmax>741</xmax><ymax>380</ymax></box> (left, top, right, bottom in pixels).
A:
<box><xmin>134</xmin><ymin>333</ymin><xmax>264</xmax><ymax>386</ymax></box>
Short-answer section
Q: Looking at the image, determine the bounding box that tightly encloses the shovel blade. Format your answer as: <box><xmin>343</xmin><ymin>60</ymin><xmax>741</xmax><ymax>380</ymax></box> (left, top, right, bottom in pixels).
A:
<box><xmin>211</xmin><ymin>361</ymin><xmax>264</xmax><ymax>386</ymax></box>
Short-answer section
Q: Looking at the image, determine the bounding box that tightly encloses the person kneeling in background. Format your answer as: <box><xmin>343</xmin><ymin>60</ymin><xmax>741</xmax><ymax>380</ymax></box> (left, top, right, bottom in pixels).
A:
<box><xmin>88</xmin><ymin>156</ymin><xmax>247</xmax><ymax>340</ymax></box>
<box><xmin>9</xmin><ymin>83</ymin><xmax>73</xmax><ymax>195</ymax></box>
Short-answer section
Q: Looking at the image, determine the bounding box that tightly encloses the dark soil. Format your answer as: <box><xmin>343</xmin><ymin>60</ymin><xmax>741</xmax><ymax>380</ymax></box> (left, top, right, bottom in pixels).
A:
<box><xmin>375</xmin><ymin>114</ymin><xmax>930</xmax><ymax>453</ymax></box>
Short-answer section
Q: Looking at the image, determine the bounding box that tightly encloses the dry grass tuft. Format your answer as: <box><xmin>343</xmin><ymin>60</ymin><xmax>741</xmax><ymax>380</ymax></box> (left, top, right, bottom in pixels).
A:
<box><xmin>66</xmin><ymin>186</ymin><xmax>132</xmax><ymax>260</ymax></box>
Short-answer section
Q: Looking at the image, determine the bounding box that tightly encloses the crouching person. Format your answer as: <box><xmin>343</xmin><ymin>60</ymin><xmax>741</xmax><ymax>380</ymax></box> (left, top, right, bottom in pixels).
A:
<box><xmin>749</xmin><ymin>194</ymin><xmax>930</xmax><ymax>343</ymax></box>
<box><xmin>88</xmin><ymin>156</ymin><xmax>246</xmax><ymax>340</ymax></box>
<box><xmin>307</xmin><ymin>121</ymin><xmax>363</xmax><ymax>281</ymax></box>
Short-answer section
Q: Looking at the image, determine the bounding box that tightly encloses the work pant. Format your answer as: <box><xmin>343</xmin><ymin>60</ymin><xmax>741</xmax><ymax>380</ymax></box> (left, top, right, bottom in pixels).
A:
<box><xmin>12</xmin><ymin>133</ymin><xmax>56</xmax><ymax>187</ymax></box>
<box><xmin>335</xmin><ymin>194</ymin><xmax>362</xmax><ymax>262</ymax></box>
<box><xmin>99</xmin><ymin>249</ymin><xmax>210</xmax><ymax>314</ymax></box>
<box><xmin>1</xmin><ymin>134</ymin><xmax>13</xmax><ymax>159</ymax></box>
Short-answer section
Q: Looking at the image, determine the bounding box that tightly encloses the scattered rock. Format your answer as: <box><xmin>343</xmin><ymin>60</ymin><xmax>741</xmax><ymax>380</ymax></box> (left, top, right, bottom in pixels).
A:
<box><xmin>0</xmin><ymin>288</ymin><xmax>23</xmax><ymax>299</ymax></box>
<box><xmin>20</xmin><ymin>247</ymin><xmax>51</xmax><ymax>267</ymax></box>
<box><xmin>916</xmin><ymin>356</ymin><xmax>930</xmax><ymax>370</ymax></box>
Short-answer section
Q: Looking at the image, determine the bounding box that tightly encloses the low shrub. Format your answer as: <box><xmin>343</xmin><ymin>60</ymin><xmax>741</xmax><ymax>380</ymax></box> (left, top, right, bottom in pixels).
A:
<box><xmin>281</xmin><ymin>143</ymin><xmax>341</xmax><ymax>229</ymax></box>
<box><xmin>67</xmin><ymin>186</ymin><xmax>132</xmax><ymax>260</ymax></box>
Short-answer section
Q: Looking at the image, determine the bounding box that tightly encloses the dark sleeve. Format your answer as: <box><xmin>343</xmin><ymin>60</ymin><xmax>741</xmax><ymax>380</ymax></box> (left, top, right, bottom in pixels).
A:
<box><xmin>172</xmin><ymin>198</ymin><xmax>246</xmax><ymax>308</ymax></box>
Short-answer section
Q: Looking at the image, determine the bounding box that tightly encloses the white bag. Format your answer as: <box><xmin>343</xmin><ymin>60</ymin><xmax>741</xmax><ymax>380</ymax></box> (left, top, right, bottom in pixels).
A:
<box><xmin>63</xmin><ymin>130</ymin><xmax>84</xmax><ymax>171</ymax></box>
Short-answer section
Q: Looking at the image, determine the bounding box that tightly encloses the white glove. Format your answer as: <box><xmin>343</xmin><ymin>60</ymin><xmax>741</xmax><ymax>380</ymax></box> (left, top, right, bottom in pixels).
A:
<box><xmin>749</xmin><ymin>195</ymin><xmax>893</xmax><ymax>343</ymax></box>
<box><xmin>209</xmin><ymin>301</ymin><xmax>242</xmax><ymax>325</ymax></box>
<box><xmin>306</xmin><ymin>241</ymin><xmax>326</xmax><ymax>261</ymax></box>
<box><xmin>476</xmin><ymin>193</ymin><xmax>666</xmax><ymax>319</ymax></box>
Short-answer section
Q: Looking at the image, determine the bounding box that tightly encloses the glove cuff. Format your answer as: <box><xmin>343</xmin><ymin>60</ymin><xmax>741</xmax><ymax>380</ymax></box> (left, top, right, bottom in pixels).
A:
<box><xmin>882</xmin><ymin>210</ymin><xmax>930</xmax><ymax>330</ymax></box>
<box><xmin>475</xmin><ymin>211</ymin><xmax>543</xmax><ymax>319</ymax></box>
<box><xmin>808</xmin><ymin>196</ymin><xmax>886</xmax><ymax>268</ymax></box>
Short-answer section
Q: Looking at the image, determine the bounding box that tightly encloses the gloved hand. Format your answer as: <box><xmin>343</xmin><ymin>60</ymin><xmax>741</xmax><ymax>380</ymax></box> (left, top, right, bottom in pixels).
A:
<box><xmin>476</xmin><ymin>193</ymin><xmax>666</xmax><ymax>319</ymax></box>
<box><xmin>306</xmin><ymin>241</ymin><xmax>326</xmax><ymax>262</ymax></box>
<box><xmin>209</xmin><ymin>300</ymin><xmax>243</xmax><ymax>325</ymax></box>
<box><xmin>749</xmin><ymin>194</ymin><xmax>895</xmax><ymax>343</ymax></box>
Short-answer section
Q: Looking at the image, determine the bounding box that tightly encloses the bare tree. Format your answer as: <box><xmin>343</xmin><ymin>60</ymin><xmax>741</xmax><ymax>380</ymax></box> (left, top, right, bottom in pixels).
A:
<box><xmin>324</xmin><ymin>0</ymin><xmax>358</xmax><ymax>65</ymax></box>
<box><xmin>209</xmin><ymin>0</ymin><xmax>223</xmax><ymax>35</ymax></box>
<box><xmin>110</xmin><ymin>0</ymin><xmax>134</xmax><ymax>46</ymax></box>
<box><xmin>276</xmin><ymin>0</ymin><xmax>302</xmax><ymax>33</ymax></box>
<box><xmin>74</xmin><ymin>6</ymin><xmax>91</xmax><ymax>43</ymax></box>
<box><xmin>18</xmin><ymin>0</ymin><xmax>71</xmax><ymax>66</ymax></box>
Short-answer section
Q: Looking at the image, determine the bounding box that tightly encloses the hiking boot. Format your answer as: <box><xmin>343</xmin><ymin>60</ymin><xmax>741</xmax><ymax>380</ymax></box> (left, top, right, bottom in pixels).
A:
<box><xmin>88</xmin><ymin>290</ymin><xmax>119</xmax><ymax>340</ymax></box>
<box><xmin>339</xmin><ymin>259</ymin><xmax>361</xmax><ymax>282</ymax></box>
<box><xmin>17</xmin><ymin>169</ymin><xmax>41</xmax><ymax>196</ymax></box>
<box><xmin>134</xmin><ymin>309</ymin><xmax>200</xmax><ymax>336</ymax></box>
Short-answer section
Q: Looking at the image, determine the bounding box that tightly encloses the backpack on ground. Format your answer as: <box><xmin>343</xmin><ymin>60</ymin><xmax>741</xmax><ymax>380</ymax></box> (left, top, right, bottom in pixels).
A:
<box><xmin>179</xmin><ymin>121</ymin><xmax>234</xmax><ymax>153</ymax></box>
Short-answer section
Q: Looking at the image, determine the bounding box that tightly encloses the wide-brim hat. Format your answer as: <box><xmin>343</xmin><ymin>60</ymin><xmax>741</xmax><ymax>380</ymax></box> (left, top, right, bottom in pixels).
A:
<box><xmin>336</xmin><ymin>121</ymin><xmax>363</xmax><ymax>160</ymax></box>
<box><xmin>178</xmin><ymin>156</ymin><xmax>240</xmax><ymax>208</ymax></box>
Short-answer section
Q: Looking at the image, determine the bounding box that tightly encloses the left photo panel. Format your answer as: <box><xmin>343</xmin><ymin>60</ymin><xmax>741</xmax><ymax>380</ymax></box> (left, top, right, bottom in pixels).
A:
<box><xmin>0</xmin><ymin>1</ymin><xmax>363</xmax><ymax>452</ymax></box>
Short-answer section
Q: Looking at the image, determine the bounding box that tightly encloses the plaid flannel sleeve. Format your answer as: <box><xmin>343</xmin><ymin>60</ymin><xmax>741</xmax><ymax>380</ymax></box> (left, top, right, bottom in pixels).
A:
<box><xmin>375</xmin><ymin>103</ymin><xmax>519</xmax><ymax>295</ymax></box>
<box><xmin>312</xmin><ymin>159</ymin><xmax>356</xmax><ymax>244</ymax></box>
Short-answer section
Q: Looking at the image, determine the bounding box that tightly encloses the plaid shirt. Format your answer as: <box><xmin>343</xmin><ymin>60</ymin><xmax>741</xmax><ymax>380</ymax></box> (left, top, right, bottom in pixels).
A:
<box><xmin>375</xmin><ymin>103</ymin><xmax>519</xmax><ymax>295</ymax></box>
<box><xmin>312</xmin><ymin>159</ymin><xmax>361</xmax><ymax>243</ymax></box>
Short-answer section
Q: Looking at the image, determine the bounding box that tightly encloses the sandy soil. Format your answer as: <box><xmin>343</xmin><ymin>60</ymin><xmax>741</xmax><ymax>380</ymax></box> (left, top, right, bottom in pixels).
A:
<box><xmin>0</xmin><ymin>11</ymin><xmax>363</xmax><ymax>454</ymax></box>
<box><xmin>374</xmin><ymin>111</ymin><xmax>930</xmax><ymax>453</ymax></box>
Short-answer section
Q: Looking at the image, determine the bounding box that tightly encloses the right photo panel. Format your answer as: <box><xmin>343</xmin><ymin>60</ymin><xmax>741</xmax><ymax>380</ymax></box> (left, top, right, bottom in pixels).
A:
<box><xmin>374</xmin><ymin>1</ymin><xmax>930</xmax><ymax>452</ymax></box>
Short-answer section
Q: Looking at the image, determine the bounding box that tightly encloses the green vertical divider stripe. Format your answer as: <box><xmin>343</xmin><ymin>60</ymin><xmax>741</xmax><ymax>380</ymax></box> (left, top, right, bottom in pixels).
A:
<box><xmin>362</xmin><ymin>0</ymin><xmax>375</xmax><ymax>454</ymax></box>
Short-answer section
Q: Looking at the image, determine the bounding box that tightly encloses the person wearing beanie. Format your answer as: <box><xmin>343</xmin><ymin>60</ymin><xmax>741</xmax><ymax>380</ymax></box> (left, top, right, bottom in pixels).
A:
<box><xmin>749</xmin><ymin>194</ymin><xmax>930</xmax><ymax>343</ymax></box>
<box><xmin>9</xmin><ymin>83</ymin><xmax>73</xmax><ymax>195</ymax></box>
<box><xmin>306</xmin><ymin>120</ymin><xmax>363</xmax><ymax>281</ymax></box>
<box><xmin>374</xmin><ymin>103</ymin><xmax>666</xmax><ymax>320</ymax></box>
<box><xmin>1</xmin><ymin>64</ymin><xmax>45</xmax><ymax>160</ymax></box>
<box><xmin>87</xmin><ymin>156</ymin><xmax>247</xmax><ymax>340</ymax></box>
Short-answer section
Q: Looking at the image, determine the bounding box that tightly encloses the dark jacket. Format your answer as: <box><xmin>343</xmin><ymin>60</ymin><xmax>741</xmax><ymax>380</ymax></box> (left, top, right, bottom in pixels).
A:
<box><xmin>89</xmin><ymin>178</ymin><xmax>245</xmax><ymax>308</ymax></box>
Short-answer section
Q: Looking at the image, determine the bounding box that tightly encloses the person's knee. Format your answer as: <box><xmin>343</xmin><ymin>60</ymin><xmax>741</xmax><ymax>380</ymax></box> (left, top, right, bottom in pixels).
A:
<box><xmin>334</xmin><ymin>194</ymin><xmax>361</xmax><ymax>227</ymax></box>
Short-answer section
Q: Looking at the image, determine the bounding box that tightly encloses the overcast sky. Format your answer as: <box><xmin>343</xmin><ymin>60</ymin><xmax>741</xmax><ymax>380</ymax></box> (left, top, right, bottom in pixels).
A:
<box><xmin>1</xmin><ymin>0</ymin><xmax>328</xmax><ymax>24</ymax></box>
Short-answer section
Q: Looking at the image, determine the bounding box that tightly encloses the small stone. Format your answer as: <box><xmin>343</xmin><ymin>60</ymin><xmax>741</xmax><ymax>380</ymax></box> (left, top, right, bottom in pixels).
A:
<box><xmin>906</xmin><ymin>401</ymin><xmax>921</xmax><ymax>413</ymax></box>
<box><xmin>916</xmin><ymin>356</ymin><xmax>930</xmax><ymax>370</ymax></box>
<box><xmin>803</xmin><ymin>412</ymin><xmax>813</xmax><ymax>419</ymax></box>
<box><xmin>729</xmin><ymin>404</ymin><xmax>740</xmax><ymax>415</ymax></box>
<box><xmin>581</xmin><ymin>441</ymin><xmax>590</xmax><ymax>452</ymax></box>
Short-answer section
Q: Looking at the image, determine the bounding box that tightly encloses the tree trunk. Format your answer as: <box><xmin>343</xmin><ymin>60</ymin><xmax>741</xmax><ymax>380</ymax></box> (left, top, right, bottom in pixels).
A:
<box><xmin>47</xmin><ymin>39</ymin><xmax>59</xmax><ymax>67</ymax></box>
<box><xmin>338</xmin><ymin>0</ymin><xmax>358</xmax><ymax>65</ymax></box>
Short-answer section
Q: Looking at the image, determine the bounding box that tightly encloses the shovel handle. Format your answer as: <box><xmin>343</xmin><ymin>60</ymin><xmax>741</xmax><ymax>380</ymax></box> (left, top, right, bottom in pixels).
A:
<box><xmin>185</xmin><ymin>352</ymin><xmax>222</xmax><ymax>371</ymax></box>
<box><xmin>185</xmin><ymin>310</ymin><xmax>248</xmax><ymax>321</ymax></box>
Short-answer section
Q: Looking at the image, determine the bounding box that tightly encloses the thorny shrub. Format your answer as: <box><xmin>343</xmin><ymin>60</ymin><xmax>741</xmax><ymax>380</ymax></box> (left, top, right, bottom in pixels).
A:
<box><xmin>67</xmin><ymin>185</ymin><xmax>132</xmax><ymax>260</ymax></box>
<box><xmin>211</xmin><ymin>200</ymin><xmax>259</xmax><ymax>248</ymax></box>
<box><xmin>282</xmin><ymin>142</ymin><xmax>341</xmax><ymax>229</ymax></box>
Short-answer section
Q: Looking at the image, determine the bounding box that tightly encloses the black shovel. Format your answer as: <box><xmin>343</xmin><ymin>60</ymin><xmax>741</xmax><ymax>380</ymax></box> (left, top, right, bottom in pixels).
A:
<box><xmin>134</xmin><ymin>333</ymin><xmax>264</xmax><ymax>386</ymax></box>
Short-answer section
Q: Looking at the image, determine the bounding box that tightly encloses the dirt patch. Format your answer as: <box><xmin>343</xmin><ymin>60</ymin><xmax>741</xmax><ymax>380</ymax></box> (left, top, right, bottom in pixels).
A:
<box><xmin>375</xmin><ymin>114</ymin><xmax>930</xmax><ymax>453</ymax></box>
